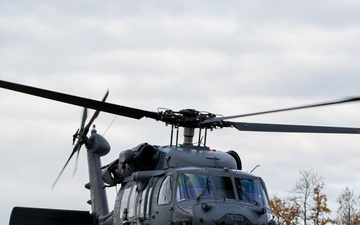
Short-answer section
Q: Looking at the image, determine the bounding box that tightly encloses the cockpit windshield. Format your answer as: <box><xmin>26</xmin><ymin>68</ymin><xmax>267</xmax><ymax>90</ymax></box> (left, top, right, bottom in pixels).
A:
<box><xmin>235</xmin><ymin>177</ymin><xmax>270</xmax><ymax>208</ymax></box>
<box><xmin>176</xmin><ymin>172</ymin><xmax>270</xmax><ymax>208</ymax></box>
<box><xmin>176</xmin><ymin>173</ymin><xmax>214</xmax><ymax>201</ymax></box>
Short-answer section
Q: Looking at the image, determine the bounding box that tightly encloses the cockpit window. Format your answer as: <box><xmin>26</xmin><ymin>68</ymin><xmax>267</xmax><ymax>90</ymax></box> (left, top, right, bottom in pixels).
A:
<box><xmin>175</xmin><ymin>172</ymin><xmax>270</xmax><ymax>207</ymax></box>
<box><xmin>176</xmin><ymin>173</ymin><xmax>214</xmax><ymax>202</ymax></box>
<box><xmin>213</xmin><ymin>176</ymin><xmax>235</xmax><ymax>199</ymax></box>
<box><xmin>158</xmin><ymin>176</ymin><xmax>173</xmax><ymax>205</ymax></box>
<box><xmin>235</xmin><ymin>177</ymin><xmax>270</xmax><ymax>208</ymax></box>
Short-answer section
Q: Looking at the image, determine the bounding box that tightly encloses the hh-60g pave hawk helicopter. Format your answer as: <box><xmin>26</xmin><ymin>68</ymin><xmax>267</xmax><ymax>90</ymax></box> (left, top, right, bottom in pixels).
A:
<box><xmin>2</xmin><ymin>80</ymin><xmax>360</xmax><ymax>225</ymax></box>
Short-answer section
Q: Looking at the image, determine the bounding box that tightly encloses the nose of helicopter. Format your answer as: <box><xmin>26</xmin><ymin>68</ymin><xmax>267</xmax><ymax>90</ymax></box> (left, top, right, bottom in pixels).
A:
<box><xmin>191</xmin><ymin>202</ymin><xmax>269</xmax><ymax>225</ymax></box>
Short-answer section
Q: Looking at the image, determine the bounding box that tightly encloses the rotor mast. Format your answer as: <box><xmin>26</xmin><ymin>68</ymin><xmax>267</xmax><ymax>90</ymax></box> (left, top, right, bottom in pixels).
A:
<box><xmin>183</xmin><ymin>127</ymin><xmax>195</xmax><ymax>145</ymax></box>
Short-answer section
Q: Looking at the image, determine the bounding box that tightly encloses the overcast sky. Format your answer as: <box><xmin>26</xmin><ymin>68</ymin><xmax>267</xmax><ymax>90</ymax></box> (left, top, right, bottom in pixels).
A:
<box><xmin>2</xmin><ymin>0</ymin><xmax>360</xmax><ymax>223</ymax></box>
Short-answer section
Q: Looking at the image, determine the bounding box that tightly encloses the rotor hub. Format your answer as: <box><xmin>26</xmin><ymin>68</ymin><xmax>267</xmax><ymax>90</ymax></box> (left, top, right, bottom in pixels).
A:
<box><xmin>160</xmin><ymin>108</ymin><xmax>220</xmax><ymax>128</ymax></box>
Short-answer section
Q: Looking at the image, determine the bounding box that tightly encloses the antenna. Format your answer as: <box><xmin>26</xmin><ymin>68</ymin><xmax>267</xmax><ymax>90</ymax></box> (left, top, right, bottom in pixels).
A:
<box><xmin>250</xmin><ymin>165</ymin><xmax>260</xmax><ymax>173</ymax></box>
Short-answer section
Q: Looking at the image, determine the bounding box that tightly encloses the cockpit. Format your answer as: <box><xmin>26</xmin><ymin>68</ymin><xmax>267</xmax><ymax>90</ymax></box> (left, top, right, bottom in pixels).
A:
<box><xmin>114</xmin><ymin>168</ymin><xmax>273</xmax><ymax>225</ymax></box>
<box><xmin>175</xmin><ymin>172</ymin><xmax>270</xmax><ymax>208</ymax></box>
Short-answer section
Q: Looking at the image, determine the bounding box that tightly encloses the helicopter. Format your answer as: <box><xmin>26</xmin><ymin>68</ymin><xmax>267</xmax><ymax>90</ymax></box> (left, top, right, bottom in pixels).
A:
<box><xmin>2</xmin><ymin>80</ymin><xmax>360</xmax><ymax>225</ymax></box>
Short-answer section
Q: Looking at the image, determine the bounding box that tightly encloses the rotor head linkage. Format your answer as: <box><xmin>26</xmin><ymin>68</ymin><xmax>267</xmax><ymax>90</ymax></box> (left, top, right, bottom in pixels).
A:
<box><xmin>160</xmin><ymin>108</ymin><xmax>223</xmax><ymax>129</ymax></box>
<box><xmin>161</xmin><ymin>109</ymin><xmax>226</xmax><ymax>146</ymax></box>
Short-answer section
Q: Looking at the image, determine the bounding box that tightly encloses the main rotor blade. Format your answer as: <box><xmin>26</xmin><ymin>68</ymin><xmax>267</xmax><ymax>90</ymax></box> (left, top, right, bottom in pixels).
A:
<box><xmin>202</xmin><ymin>97</ymin><xmax>360</xmax><ymax>124</ymax></box>
<box><xmin>0</xmin><ymin>80</ymin><xmax>160</xmax><ymax>120</ymax></box>
<box><xmin>230</xmin><ymin>121</ymin><xmax>360</xmax><ymax>134</ymax></box>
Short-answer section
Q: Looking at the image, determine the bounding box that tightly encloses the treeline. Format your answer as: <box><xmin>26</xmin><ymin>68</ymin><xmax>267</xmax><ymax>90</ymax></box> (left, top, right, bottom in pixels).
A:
<box><xmin>269</xmin><ymin>169</ymin><xmax>360</xmax><ymax>225</ymax></box>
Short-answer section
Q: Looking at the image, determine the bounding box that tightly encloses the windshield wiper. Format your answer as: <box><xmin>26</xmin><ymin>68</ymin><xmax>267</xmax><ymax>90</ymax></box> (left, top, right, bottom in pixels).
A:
<box><xmin>197</xmin><ymin>178</ymin><xmax>211</xmax><ymax>200</ymax></box>
<box><xmin>237</xmin><ymin>185</ymin><xmax>260</xmax><ymax>206</ymax></box>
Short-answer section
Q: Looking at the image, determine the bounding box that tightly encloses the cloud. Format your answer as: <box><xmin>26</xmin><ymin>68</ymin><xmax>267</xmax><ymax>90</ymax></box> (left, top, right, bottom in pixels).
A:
<box><xmin>2</xmin><ymin>0</ymin><xmax>360</xmax><ymax>224</ymax></box>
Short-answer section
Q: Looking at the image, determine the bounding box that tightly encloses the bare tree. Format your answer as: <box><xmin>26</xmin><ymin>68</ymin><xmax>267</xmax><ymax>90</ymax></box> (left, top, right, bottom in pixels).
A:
<box><xmin>336</xmin><ymin>187</ymin><xmax>360</xmax><ymax>225</ymax></box>
<box><xmin>290</xmin><ymin>169</ymin><xmax>324</xmax><ymax>225</ymax></box>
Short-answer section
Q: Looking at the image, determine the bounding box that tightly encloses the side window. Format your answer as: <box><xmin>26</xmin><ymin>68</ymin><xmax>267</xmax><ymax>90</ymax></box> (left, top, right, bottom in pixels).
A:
<box><xmin>158</xmin><ymin>176</ymin><xmax>172</xmax><ymax>205</ymax></box>
<box><xmin>119</xmin><ymin>185</ymin><xmax>131</xmax><ymax>220</ymax></box>
<box><xmin>128</xmin><ymin>185</ymin><xmax>137</xmax><ymax>218</ymax></box>
<box><xmin>146</xmin><ymin>183</ymin><xmax>154</xmax><ymax>218</ymax></box>
<box><xmin>139</xmin><ymin>177</ymin><xmax>156</xmax><ymax>219</ymax></box>
<box><xmin>214</xmin><ymin>176</ymin><xmax>235</xmax><ymax>199</ymax></box>
<box><xmin>139</xmin><ymin>187</ymin><xmax>146</xmax><ymax>219</ymax></box>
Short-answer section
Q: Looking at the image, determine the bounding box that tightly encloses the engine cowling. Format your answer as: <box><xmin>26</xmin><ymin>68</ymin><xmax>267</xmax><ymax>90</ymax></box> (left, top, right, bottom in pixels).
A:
<box><xmin>102</xmin><ymin>143</ymin><xmax>160</xmax><ymax>186</ymax></box>
<box><xmin>227</xmin><ymin>150</ymin><xmax>242</xmax><ymax>170</ymax></box>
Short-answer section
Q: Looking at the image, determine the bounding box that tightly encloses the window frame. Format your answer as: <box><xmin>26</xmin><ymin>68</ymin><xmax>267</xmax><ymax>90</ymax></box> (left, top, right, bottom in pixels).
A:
<box><xmin>119</xmin><ymin>184</ymin><xmax>132</xmax><ymax>222</ymax></box>
<box><xmin>157</xmin><ymin>175</ymin><xmax>173</xmax><ymax>205</ymax></box>
<box><xmin>213</xmin><ymin>175</ymin><xmax>236</xmax><ymax>200</ymax></box>
<box><xmin>176</xmin><ymin>173</ymin><xmax>215</xmax><ymax>202</ymax></box>
<box><xmin>127</xmin><ymin>184</ymin><xmax>137</xmax><ymax>218</ymax></box>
